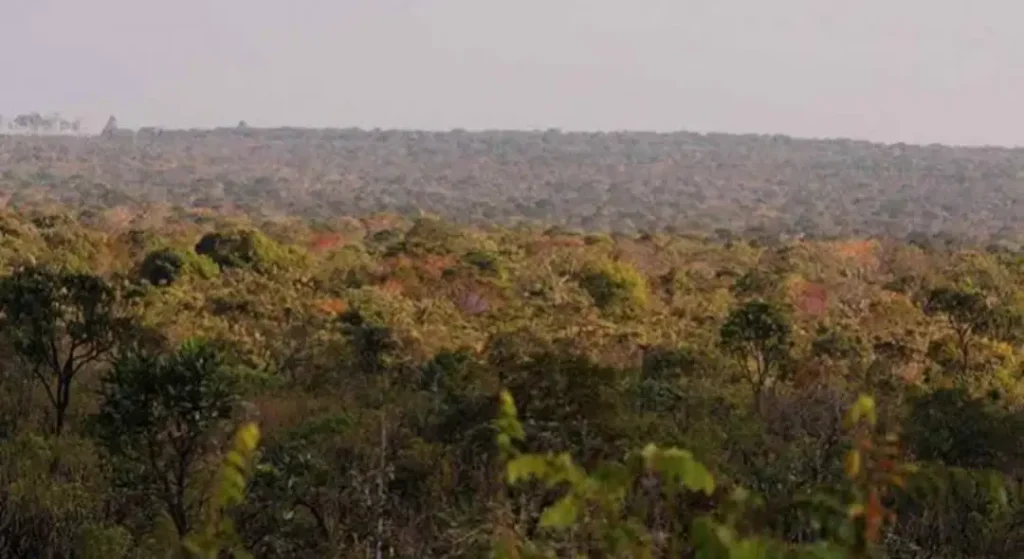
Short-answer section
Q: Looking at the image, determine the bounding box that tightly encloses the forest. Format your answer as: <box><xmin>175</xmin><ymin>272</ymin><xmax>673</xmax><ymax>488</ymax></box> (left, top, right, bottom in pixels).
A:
<box><xmin>4</xmin><ymin>126</ymin><xmax>1024</xmax><ymax>245</ymax></box>
<box><xmin>0</xmin><ymin>127</ymin><xmax>1023</xmax><ymax>557</ymax></box>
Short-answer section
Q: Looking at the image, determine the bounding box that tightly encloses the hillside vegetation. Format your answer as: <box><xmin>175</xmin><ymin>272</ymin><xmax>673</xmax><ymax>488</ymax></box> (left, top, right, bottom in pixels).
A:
<box><xmin>4</xmin><ymin>127</ymin><xmax>1024</xmax><ymax>245</ymax></box>
<box><xmin>0</xmin><ymin>199</ymin><xmax>1021</xmax><ymax>556</ymax></box>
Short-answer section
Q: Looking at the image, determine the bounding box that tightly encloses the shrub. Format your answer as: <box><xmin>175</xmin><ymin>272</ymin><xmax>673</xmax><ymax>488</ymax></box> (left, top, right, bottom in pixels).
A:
<box><xmin>577</xmin><ymin>258</ymin><xmax>649</xmax><ymax>316</ymax></box>
<box><xmin>462</xmin><ymin>249</ymin><xmax>506</xmax><ymax>279</ymax></box>
<box><xmin>399</xmin><ymin>217</ymin><xmax>466</xmax><ymax>256</ymax></box>
<box><xmin>139</xmin><ymin>247</ymin><xmax>219</xmax><ymax>286</ymax></box>
<box><xmin>195</xmin><ymin>228</ymin><xmax>296</xmax><ymax>273</ymax></box>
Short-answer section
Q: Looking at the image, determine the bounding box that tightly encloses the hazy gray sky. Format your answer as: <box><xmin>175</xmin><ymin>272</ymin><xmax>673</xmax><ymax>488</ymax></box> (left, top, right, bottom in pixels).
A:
<box><xmin>3</xmin><ymin>1</ymin><xmax>1023</xmax><ymax>145</ymax></box>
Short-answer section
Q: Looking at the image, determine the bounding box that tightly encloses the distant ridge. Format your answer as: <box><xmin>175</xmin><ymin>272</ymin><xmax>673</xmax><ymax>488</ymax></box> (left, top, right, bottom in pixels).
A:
<box><xmin>2</xmin><ymin>127</ymin><xmax>1023</xmax><ymax>245</ymax></box>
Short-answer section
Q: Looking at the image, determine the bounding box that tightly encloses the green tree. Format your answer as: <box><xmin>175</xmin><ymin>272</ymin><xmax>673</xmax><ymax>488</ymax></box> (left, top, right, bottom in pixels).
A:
<box><xmin>0</xmin><ymin>266</ymin><xmax>124</xmax><ymax>434</ymax></box>
<box><xmin>0</xmin><ymin>434</ymin><xmax>129</xmax><ymax>558</ymax></box>
<box><xmin>494</xmin><ymin>390</ymin><xmax>908</xmax><ymax>558</ymax></box>
<box><xmin>720</xmin><ymin>300</ymin><xmax>793</xmax><ymax>412</ymax></box>
<box><xmin>195</xmin><ymin>228</ymin><xmax>295</xmax><ymax>273</ymax></box>
<box><xmin>139</xmin><ymin>248</ymin><xmax>183</xmax><ymax>286</ymax></box>
<box><xmin>138</xmin><ymin>247</ymin><xmax>218</xmax><ymax>286</ymax></box>
<box><xmin>398</xmin><ymin>216</ymin><xmax>465</xmax><ymax>256</ymax></box>
<box><xmin>732</xmin><ymin>268</ymin><xmax>783</xmax><ymax>301</ymax></box>
<box><xmin>577</xmin><ymin>258</ymin><xmax>649</xmax><ymax>317</ymax></box>
<box><xmin>905</xmin><ymin>387</ymin><xmax>1023</xmax><ymax>471</ymax></box>
<box><xmin>94</xmin><ymin>340</ymin><xmax>240</xmax><ymax>537</ymax></box>
<box><xmin>923</xmin><ymin>286</ymin><xmax>992</xmax><ymax>377</ymax></box>
<box><xmin>339</xmin><ymin>309</ymin><xmax>401</xmax><ymax>376</ymax></box>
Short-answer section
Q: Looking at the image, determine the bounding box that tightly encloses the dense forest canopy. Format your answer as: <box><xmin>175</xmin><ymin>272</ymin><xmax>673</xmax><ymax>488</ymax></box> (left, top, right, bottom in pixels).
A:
<box><xmin>3</xmin><ymin>126</ymin><xmax>1024</xmax><ymax>244</ymax></box>
<box><xmin>0</xmin><ymin>125</ymin><xmax>1024</xmax><ymax>557</ymax></box>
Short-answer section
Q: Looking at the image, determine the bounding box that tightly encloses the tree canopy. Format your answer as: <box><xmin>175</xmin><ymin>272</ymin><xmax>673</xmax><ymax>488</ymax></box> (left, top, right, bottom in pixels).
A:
<box><xmin>0</xmin><ymin>129</ymin><xmax>1019</xmax><ymax>556</ymax></box>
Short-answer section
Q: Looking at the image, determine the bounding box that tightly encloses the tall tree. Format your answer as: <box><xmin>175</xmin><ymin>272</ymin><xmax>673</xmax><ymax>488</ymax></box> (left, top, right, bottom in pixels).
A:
<box><xmin>0</xmin><ymin>266</ymin><xmax>123</xmax><ymax>434</ymax></box>
<box><xmin>101</xmin><ymin>114</ymin><xmax>119</xmax><ymax>137</ymax></box>
<box><xmin>95</xmin><ymin>340</ymin><xmax>239</xmax><ymax>537</ymax></box>
<box><xmin>720</xmin><ymin>300</ymin><xmax>792</xmax><ymax>412</ymax></box>
<box><xmin>923</xmin><ymin>286</ymin><xmax>992</xmax><ymax>378</ymax></box>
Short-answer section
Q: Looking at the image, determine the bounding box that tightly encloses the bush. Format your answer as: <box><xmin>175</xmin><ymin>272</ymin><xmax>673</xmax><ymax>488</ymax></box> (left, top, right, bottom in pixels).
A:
<box><xmin>577</xmin><ymin>258</ymin><xmax>649</xmax><ymax>316</ymax></box>
<box><xmin>139</xmin><ymin>247</ymin><xmax>219</xmax><ymax>286</ymax></box>
<box><xmin>905</xmin><ymin>387</ymin><xmax>1024</xmax><ymax>470</ymax></box>
<box><xmin>399</xmin><ymin>217</ymin><xmax>466</xmax><ymax>256</ymax></box>
<box><xmin>462</xmin><ymin>249</ymin><xmax>506</xmax><ymax>279</ymax></box>
<box><xmin>195</xmin><ymin>228</ymin><xmax>296</xmax><ymax>273</ymax></box>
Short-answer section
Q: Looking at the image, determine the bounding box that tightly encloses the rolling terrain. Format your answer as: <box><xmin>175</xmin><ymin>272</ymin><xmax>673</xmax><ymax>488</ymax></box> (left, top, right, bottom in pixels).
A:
<box><xmin>3</xmin><ymin>127</ymin><xmax>1024</xmax><ymax>244</ymax></box>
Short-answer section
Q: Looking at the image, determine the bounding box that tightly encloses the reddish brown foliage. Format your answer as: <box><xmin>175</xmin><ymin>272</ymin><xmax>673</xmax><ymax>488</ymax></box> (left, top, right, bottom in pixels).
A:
<box><xmin>835</xmin><ymin>239</ymin><xmax>880</xmax><ymax>270</ymax></box>
<box><xmin>309</xmin><ymin>232</ymin><xmax>343</xmax><ymax>252</ymax></box>
<box><xmin>445</xmin><ymin>277</ymin><xmax>500</xmax><ymax>315</ymax></box>
<box><xmin>315</xmin><ymin>297</ymin><xmax>348</xmax><ymax>315</ymax></box>
<box><xmin>253</xmin><ymin>395</ymin><xmax>317</xmax><ymax>432</ymax></box>
<box><xmin>792</xmin><ymin>279</ymin><xmax>829</xmax><ymax>317</ymax></box>
<box><xmin>380</xmin><ymin>278</ymin><xmax>405</xmax><ymax>295</ymax></box>
<box><xmin>418</xmin><ymin>254</ymin><xmax>457</xmax><ymax>279</ymax></box>
<box><xmin>361</xmin><ymin>213</ymin><xmax>406</xmax><ymax>234</ymax></box>
<box><xmin>526</xmin><ymin>235</ymin><xmax>586</xmax><ymax>256</ymax></box>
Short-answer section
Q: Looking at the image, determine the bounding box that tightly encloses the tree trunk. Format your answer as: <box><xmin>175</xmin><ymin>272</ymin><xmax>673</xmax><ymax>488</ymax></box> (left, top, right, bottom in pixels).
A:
<box><xmin>375</xmin><ymin>412</ymin><xmax>387</xmax><ymax>559</ymax></box>
<box><xmin>54</xmin><ymin>375</ymin><xmax>71</xmax><ymax>435</ymax></box>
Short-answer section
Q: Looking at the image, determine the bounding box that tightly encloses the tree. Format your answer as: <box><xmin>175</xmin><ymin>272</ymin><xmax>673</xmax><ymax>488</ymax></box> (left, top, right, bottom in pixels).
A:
<box><xmin>905</xmin><ymin>387</ymin><xmax>1023</xmax><ymax>470</ymax></box>
<box><xmin>0</xmin><ymin>434</ymin><xmax>130</xmax><ymax>558</ymax></box>
<box><xmin>195</xmin><ymin>228</ymin><xmax>295</xmax><ymax>273</ymax></box>
<box><xmin>339</xmin><ymin>309</ymin><xmax>401</xmax><ymax>376</ymax></box>
<box><xmin>337</xmin><ymin>307</ymin><xmax>408</xmax><ymax>558</ymax></box>
<box><xmin>493</xmin><ymin>390</ymin><xmax>910</xmax><ymax>558</ymax></box>
<box><xmin>0</xmin><ymin>266</ymin><xmax>123</xmax><ymax>434</ymax></box>
<box><xmin>138</xmin><ymin>247</ymin><xmax>218</xmax><ymax>286</ymax></box>
<box><xmin>101</xmin><ymin>115</ymin><xmax>118</xmax><ymax>137</ymax></box>
<box><xmin>139</xmin><ymin>247</ymin><xmax>186</xmax><ymax>286</ymax></box>
<box><xmin>94</xmin><ymin>340</ymin><xmax>240</xmax><ymax>537</ymax></box>
<box><xmin>719</xmin><ymin>300</ymin><xmax>792</xmax><ymax>412</ymax></box>
<box><xmin>731</xmin><ymin>268</ymin><xmax>782</xmax><ymax>301</ymax></box>
<box><xmin>898</xmin><ymin>388</ymin><xmax>1024</xmax><ymax>555</ymax></box>
<box><xmin>577</xmin><ymin>259</ymin><xmax>649</xmax><ymax>317</ymax></box>
<box><xmin>923</xmin><ymin>286</ymin><xmax>992</xmax><ymax>377</ymax></box>
<box><xmin>12</xmin><ymin>112</ymin><xmax>44</xmax><ymax>133</ymax></box>
<box><xmin>398</xmin><ymin>216</ymin><xmax>464</xmax><ymax>256</ymax></box>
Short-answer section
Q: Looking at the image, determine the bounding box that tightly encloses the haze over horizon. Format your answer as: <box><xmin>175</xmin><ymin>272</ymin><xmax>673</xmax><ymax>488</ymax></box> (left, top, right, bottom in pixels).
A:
<box><xmin>4</xmin><ymin>0</ymin><xmax>1023</xmax><ymax>147</ymax></box>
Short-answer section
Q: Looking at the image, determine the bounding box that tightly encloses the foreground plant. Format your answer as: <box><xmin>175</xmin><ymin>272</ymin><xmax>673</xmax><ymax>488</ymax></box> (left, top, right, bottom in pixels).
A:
<box><xmin>492</xmin><ymin>390</ymin><xmax>913</xmax><ymax>558</ymax></box>
<box><xmin>183</xmin><ymin>422</ymin><xmax>261</xmax><ymax>559</ymax></box>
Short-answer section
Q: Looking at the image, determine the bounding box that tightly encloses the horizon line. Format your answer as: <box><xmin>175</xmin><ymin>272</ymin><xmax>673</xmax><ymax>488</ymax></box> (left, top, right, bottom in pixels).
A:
<box><xmin>3</xmin><ymin>123</ymin><xmax>1023</xmax><ymax>152</ymax></box>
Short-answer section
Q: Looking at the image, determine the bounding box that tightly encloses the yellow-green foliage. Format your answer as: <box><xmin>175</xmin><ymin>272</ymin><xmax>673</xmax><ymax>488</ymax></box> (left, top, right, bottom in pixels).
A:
<box><xmin>494</xmin><ymin>390</ymin><xmax>906</xmax><ymax>558</ymax></box>
<box><xmin>195</xmin><ymin>227</ymin><xmax>302</xmax><ymax>273</ymax></box>
<box><xmin>25</xmin><ymin>214</ymin><xmax>105</xmax><ymax>272</ymax></box>
<box><xmin>461</xmin><ymin>249</ymin><xmax>507</xmax><ymax>280</ymax></box>
<box><xmin>0</xmin><ymin>434</ymin><xmax>126</xmax><ymax>558</ymax></box>
<box><xmin>1</xmin><ymin>208</ymin><xmax>1023</xmax><ymax>557</ymax></box>
<box><xmin>316</xmin><ymin>244</ymin><xmax>377</xmax><ymax>290</ymax></box>
<box><xmin>399</xmin><ymin>216</ymin><xmax>467</xmax><ymax>256</ymax></box>
<box><xmin>583</xmin><ymin>232</ymin><xmax>614</xmax><ymax>247</ymax></box>
<box><xmin>183</xmin><ymin>422</ymin><xmax>260</xmax><ymax>558</ymax></box>
<box><xmin>577</xmin><ymin>257</ymin><xmax>649</xmax><ymax>316</ymax></box>
<box><xmin>139</xmin><ymin>247</ymin><xmax>219</xmax><ymax>286</ymax></box>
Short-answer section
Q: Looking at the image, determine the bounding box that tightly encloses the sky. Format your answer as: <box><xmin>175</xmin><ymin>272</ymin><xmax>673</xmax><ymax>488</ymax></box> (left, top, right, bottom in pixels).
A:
<box><xmin>3</xmin><ymin>0</ymin><xmax>1023</xmax><ymax>146</ymax></box>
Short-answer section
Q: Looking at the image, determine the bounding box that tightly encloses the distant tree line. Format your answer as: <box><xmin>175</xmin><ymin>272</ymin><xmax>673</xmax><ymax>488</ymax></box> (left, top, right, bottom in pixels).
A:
<box><xmin>1</xmin><ymin>126</ymin><xmax>1023</xmax><ymax>243</ymax></box>
<box><xmin>1</xmin><ymin>112</ymin><xmax>83</xmax><ymax>134</ymax></box>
